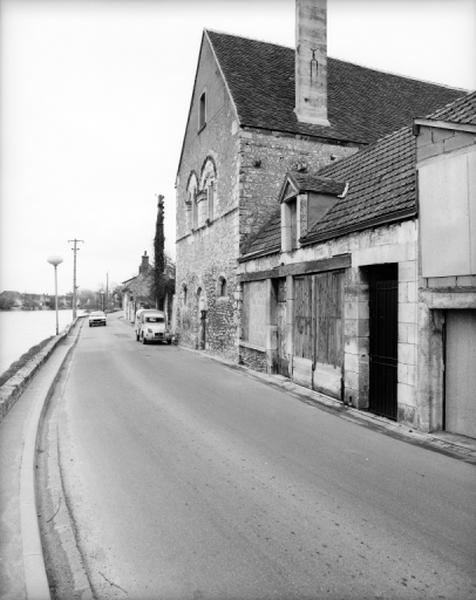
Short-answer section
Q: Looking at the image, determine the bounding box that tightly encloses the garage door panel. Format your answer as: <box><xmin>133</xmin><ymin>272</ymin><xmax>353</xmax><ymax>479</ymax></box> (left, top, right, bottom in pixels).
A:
<box><xmin>446</xmin><ymin>310</ymin><xmax>476</xmax><ymax>438</ymax></box>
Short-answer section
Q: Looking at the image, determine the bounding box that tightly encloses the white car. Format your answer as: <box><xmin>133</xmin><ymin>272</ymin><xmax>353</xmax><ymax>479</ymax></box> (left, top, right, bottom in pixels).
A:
<box><xmin>89</xmin><ymin>311</ymin><xmax>107</xmax><ymax>327</ymax></box>
<box><xmin>135</xmin><ymin>309</ymin><xmax>171</xmax><ymax>344</ymax></box>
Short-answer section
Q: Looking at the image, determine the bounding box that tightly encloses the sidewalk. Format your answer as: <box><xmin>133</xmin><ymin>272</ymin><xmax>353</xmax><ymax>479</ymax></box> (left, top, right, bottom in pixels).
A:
<box><xmin>0</xmin><ymin>321</ymin><xmax>82</xmax><ymax>600</ymax></box>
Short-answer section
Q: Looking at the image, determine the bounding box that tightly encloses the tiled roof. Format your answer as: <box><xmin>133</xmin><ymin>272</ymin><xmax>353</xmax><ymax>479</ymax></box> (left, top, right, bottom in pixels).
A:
<box><xmin>302</xmin><ymin>126</ymin><xmax>416</xmax><ymax>244</ymax></box>
<box><xmin>423</xmin><ymin>90</ymin><xmax>476</xmax><ymax>125</ymax></box>
<box><xmin>207</xmin><ymin>30</ymin><xmax>465</xmax><ymax>145</ymax></box>
<box><xmin>242</xmin><ymin>208</ymin><xmax>281</xmax><ymax>259</ymax></box>
<box><xmin>287</xmin><ymin>172</ymin><xmax>346</xmax><ymax>196</ymax></box>
<box><xmin>242</xmin><ymin>126</ymin><xmax>417</xmax><ymax>258</ymax></box>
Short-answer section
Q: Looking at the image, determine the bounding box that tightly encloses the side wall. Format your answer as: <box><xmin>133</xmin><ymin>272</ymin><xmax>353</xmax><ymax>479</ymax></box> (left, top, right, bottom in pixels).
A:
<box><xmin>176</xmin><ymin>36</ymin><xmax>241</xmax><ymax>358</ymax></box>
<box><xmin>416</xmin><ymin>124</ymin><xmax>476</xmax><ymax>433</ymax></box>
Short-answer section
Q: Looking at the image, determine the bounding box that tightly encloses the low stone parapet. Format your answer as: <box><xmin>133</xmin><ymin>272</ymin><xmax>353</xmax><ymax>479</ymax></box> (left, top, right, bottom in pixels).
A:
<box><xmin>0</xmin><ymin>318</ymin><xmax>81</xmax><ymax>423</ymax></box>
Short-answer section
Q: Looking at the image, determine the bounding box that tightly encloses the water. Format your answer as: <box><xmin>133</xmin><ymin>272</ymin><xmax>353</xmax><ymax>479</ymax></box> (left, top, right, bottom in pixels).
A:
<box><xmin>0</xmin><ymin>309</ymin><xmax>81</xmax><ymax>376</ymax></box>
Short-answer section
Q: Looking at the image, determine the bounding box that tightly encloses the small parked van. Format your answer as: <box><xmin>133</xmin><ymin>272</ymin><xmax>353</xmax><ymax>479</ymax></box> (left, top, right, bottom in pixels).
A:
<box><xmin>135</xmin><ymin>309</ymin><xmax>171</xmax><ymax>344</ymax></box>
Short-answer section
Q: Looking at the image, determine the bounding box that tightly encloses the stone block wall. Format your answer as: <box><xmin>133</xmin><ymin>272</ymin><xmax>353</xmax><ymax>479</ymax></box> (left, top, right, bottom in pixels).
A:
<box><xmin>343</xmin><ymin>267</ymin><xmax>369</xmax><ymax>409</ymax></box>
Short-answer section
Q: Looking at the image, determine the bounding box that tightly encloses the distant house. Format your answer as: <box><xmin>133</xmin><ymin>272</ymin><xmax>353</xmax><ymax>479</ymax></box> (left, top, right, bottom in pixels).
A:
<box><xmin>122</xmin><ymin>251</ymin><xmax>176</xmax><ymax>324</ymax></box>
<box><xmin>175</xmin><ymin>0</ymin><xmax>464</xmax><ymax>360</ymax></box>
<box><xmin>122</xmin><ymin>251</ymin><xmax>155</xmax><ymax>322</ymax></box>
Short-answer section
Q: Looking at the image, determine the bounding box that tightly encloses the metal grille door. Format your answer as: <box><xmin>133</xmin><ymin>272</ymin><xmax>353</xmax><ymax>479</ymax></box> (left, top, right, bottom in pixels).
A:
<box><xmin>369</xmin><ymin>265</ymin><xmax>398</xmax><ymax>420</ymax></box>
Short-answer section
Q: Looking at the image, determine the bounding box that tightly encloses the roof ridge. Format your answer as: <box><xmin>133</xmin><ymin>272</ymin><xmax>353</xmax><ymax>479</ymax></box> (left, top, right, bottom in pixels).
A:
<box><xmin>205</xmin><ymin>28</ymin><xmax>293</xmax><ymax>51</ymax></box>
<box><xmin>328</xmin><ymin>55</ymin><xmax>469</xmax><ymax>92</ymax></box>
<box><xmin>206</xmin><ymin>29</ymin><xmax>469</xmax><ymax>92</ymax></box>
<box><xmin>424</xmin><ymin>89</ymin><xmax>476</xmax><ymax>119</ymax></box>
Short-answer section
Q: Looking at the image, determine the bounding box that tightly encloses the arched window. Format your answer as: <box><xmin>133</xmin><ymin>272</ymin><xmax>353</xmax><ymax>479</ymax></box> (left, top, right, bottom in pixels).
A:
<box><xmin>186</xmin><ymin>172</ymin><xmax>198</xmax><ymax>231</ymax></box>
<box><xmin>198</xmin><ymin>91</ymin><xmax>206</xmax><ymax>130</ymax></box>
<box><xmin>182</xmin><ymin>283</ymin><xmax>188</xmax><ymax>305</ymax></box>
<box><xmin>217</xmin><ymin>276</ymin><xmax>227</xmax><ymax>297</ymax></box>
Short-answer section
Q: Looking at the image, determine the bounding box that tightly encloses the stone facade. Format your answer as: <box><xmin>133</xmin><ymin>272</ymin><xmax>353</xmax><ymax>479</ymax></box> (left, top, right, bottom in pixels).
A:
<box><xmin>175</xmin><ymin>37</ymin><xmax>358</xmax><ymax>359</ymax></box>
<box><xmin>175</xmin><ymin>34</ymin><xmax>241</xmax><ymax>358</ymax></box>
<box><xmin>239</xmin><ymin>130</ymin><xmax>355</xmax><ymax>252</ymax></box>
<box><xmin>238</xmin><ymin>219</ymin><xmax>419</xmax><ymax>427</ymax></box>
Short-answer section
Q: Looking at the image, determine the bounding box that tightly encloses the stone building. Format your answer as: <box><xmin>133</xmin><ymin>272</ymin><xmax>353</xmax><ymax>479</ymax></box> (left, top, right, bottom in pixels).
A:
<box><xmin>238</xmin><ymin>92</ymin><xmax>475</xmax><ymax>436</ymax></box>
<box><xmin>175</xmin><ymin>0</ymin><xmax>463</xmax><ymax>360</ymax></box>
<box><xmin>122</xmin><ymin>251</ymin><xmax>155</xmax><ymax>322</ymax></box>
<box><xmin>122</xmin><ymin>251</ymin><xmax>176</xmax><ymax>324</ymax></box>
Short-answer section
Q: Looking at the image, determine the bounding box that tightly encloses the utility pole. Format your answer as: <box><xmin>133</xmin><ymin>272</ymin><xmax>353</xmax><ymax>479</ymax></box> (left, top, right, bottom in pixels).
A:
<box><xmin>68</xmin><ymin>238</ymin><xmax>84</xmax><ymax>320</ymax></box>
<box><xmin>106</xmin><ymin>272</ymin><xmax>109</xmax><ymax>312</ymax></box>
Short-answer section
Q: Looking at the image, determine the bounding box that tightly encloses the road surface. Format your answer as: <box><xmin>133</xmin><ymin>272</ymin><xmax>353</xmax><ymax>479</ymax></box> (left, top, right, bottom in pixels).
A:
<box><xmin>39</xmin><ymin>313</ymin><xmax>476</xmax><ymax>600</ymax></box>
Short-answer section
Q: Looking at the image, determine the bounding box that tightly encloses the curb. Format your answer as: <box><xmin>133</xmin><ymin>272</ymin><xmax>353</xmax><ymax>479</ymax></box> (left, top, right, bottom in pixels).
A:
<box><xmin>19</xmin><ymin>318</ymin><xmax>85</xmax><ymax>600</ymax></box>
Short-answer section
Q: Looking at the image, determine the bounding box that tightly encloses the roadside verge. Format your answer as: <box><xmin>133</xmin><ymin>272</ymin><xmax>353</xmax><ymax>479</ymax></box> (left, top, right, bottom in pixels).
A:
<box><xmin>4</xmin><ymin>318</ymin><xmax>85</xmax><ymax>600</ymax></box>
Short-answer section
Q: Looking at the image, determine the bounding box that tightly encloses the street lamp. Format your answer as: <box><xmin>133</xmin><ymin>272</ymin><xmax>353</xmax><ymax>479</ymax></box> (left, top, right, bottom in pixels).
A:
<box><xmin>47</xmin><ymin>255</ymin><xmax>63</xmax><ymax>335</ymax></box>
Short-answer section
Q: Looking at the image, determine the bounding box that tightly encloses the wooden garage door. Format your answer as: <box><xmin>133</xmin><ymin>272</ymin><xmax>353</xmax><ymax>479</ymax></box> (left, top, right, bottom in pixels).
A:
<box><xmin>445</xmin><ymin>310</ymin><xmax>476</xmax><ymax>439</ymax></box>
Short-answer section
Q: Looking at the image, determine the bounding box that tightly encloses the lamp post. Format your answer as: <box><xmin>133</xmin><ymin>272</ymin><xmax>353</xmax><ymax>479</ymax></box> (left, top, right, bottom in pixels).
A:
<box><xmin>47</xmin><ymin>255</ymin><xmax>63</xmax><ymax>335</ymax></box>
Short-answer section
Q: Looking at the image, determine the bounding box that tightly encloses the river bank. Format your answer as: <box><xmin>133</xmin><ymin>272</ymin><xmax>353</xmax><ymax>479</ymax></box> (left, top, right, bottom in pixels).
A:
<box><xmin>0</xmin><ymin>309</ymin><xmax>83</xmax><ymax>376</ymax></box>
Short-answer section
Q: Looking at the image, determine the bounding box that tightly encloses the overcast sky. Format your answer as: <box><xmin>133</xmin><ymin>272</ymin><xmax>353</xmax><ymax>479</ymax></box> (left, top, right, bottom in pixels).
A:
<box><xmin>1</xmin><ymin>0</ymin><xmax>475</xmax><ymax>295</ymax></box>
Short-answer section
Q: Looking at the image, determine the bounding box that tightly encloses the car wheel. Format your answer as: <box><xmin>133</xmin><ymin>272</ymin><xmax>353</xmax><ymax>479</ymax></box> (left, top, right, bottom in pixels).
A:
<box><xmin>136</xmin><ymin>333</ymin><xmax>139</xmax><ymax>341</ymax></box>
<box><xmin>141</xmin><ymin>335</ymin><xmax>147</xmax><ymax>345</ymax></box>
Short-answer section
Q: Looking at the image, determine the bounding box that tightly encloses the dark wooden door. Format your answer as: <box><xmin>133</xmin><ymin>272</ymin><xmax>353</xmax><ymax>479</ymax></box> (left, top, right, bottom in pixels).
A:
<box><xmin>368</xmin><ymin>264</ymin><xmax>398</xmax><ymax>420</ymax></box>
<box><xmin>293</xmin><ymin>276</ymin><xmax>313</xmax><ymax>360</ymax></box>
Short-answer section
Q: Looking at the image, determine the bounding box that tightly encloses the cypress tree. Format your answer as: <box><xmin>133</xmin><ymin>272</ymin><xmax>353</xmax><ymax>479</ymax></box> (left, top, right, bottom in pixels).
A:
<box><xmin>153</xmin><ymin>195</ymin><xmax>165</xmax><ymax>310</ymax></box>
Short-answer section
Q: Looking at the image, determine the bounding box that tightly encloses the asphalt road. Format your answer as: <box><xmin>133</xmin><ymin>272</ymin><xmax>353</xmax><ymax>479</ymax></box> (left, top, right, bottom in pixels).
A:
<box><xmin>40</xmin><ymin>313</ymin><xmax>476</xmax><ymax>600</ymax></box>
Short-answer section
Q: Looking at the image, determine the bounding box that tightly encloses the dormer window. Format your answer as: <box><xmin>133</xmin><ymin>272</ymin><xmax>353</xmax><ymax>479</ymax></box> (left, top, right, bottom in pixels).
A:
<box><xmin>282</xmin><ymin>197</ymin><xmax>298</xmax><ymax>251</ymax></box>
<box><xmin>279</xmin><ymin>172</ymin><xmax>347</xmax><ymax>251</ymax></box>
<box><xmin>199</xmin><ymin>91</ymin><xmax>206</xmax><ymax>130</ymax></box>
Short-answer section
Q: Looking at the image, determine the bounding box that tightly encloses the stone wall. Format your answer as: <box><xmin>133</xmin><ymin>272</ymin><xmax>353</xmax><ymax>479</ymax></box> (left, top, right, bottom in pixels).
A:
<box><xmin>176</xmin><ymin>35</ymin><xmax>241</xmax><ymax>359</ymax></box>
<box><xmin>176</xmin><ymin>36</ymin><xmax>241</xmax><ymax>242</ymax></box>
<box><xmin>176</xmin><ymin>214</ymin><xmax>240</xmax><ymax>359</ymax></box>
<box><xmin>238</xmin><ymin>344</ymin><xmax>268</xmax><ymax>373</ymax></box>
<box><xmin>238</xmin><ymin>129</ymin><xmax>357</xmax><ymax>252</ymax></box>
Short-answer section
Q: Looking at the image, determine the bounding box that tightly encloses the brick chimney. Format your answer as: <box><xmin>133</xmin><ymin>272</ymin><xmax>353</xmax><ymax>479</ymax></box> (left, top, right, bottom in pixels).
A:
<box><xmin>139</xmin><ymin>251</ymin><xmax>150</xmax><ymax>274</ymax></box>
<box><xmin>295</xmin><ymin>0</ymin><xmax>330</xmax><ymax>127</ymax></box>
